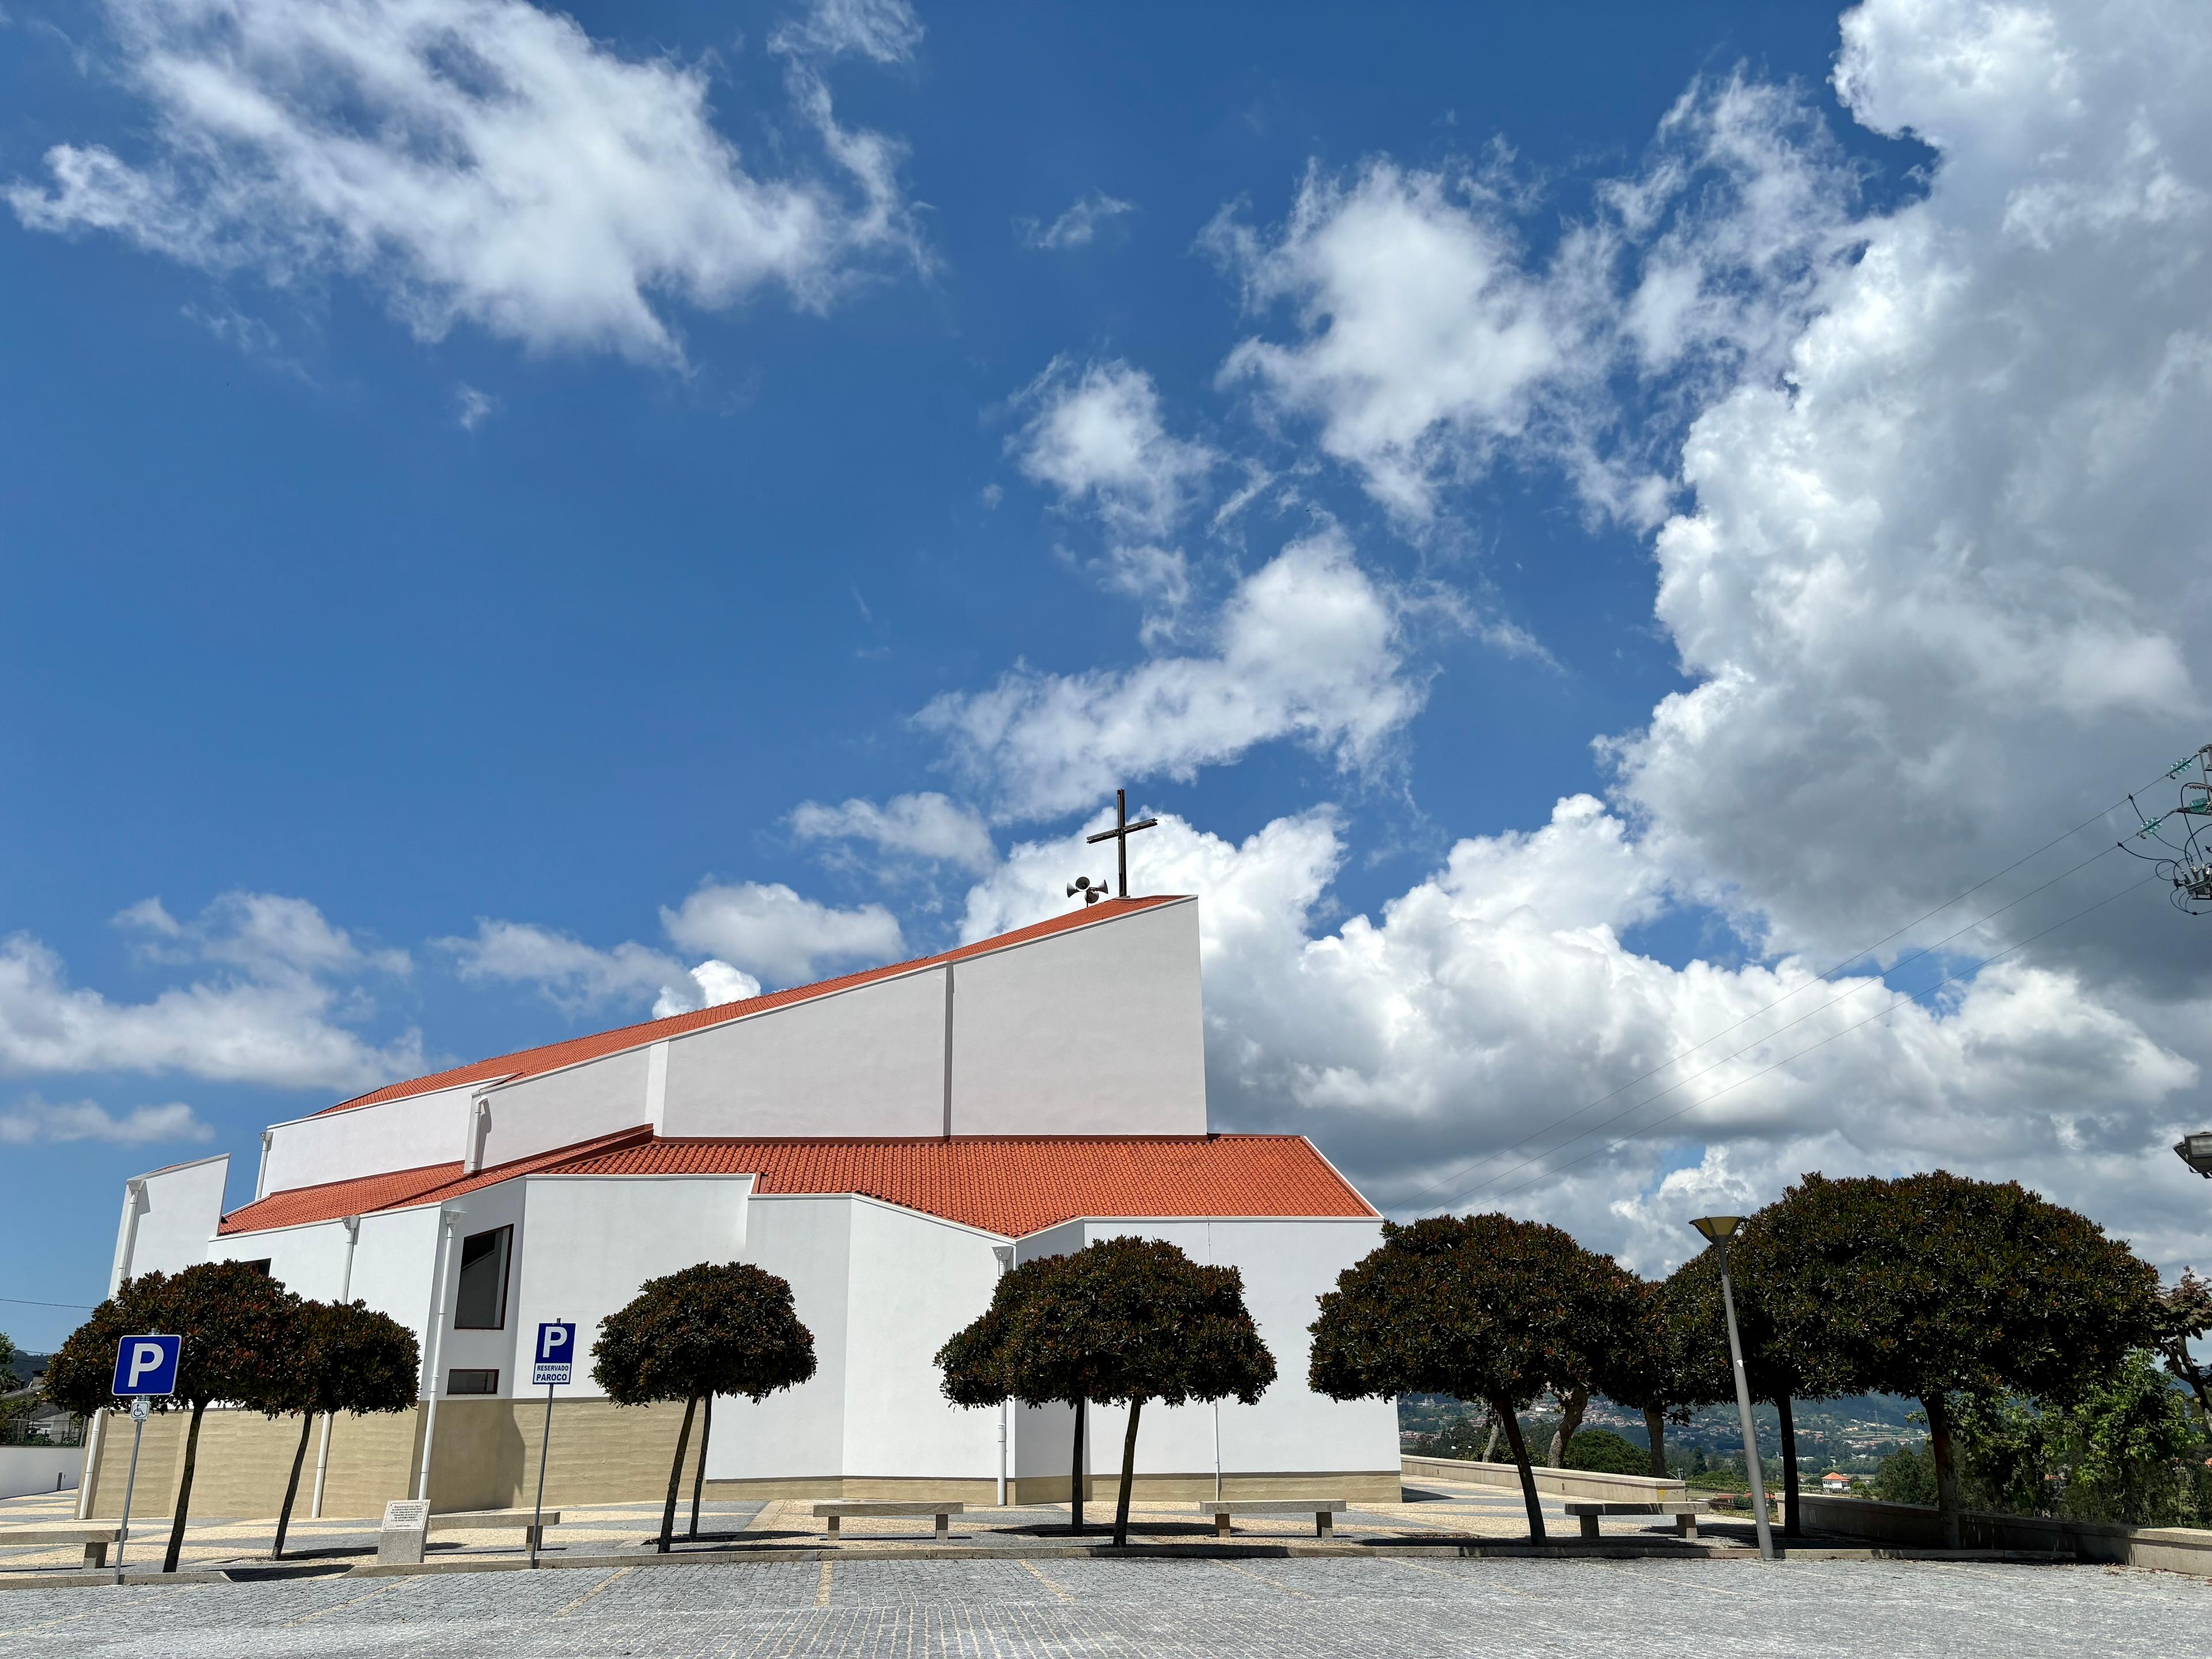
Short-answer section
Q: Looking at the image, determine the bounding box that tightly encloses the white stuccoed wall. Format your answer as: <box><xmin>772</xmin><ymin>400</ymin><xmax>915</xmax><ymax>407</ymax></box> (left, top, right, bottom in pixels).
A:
<box><xmin>474</xmin><ymin>1048</ymin><xmax>654</xmax><ymax>1171</ymax></box>
<box><xmin>950</xmin><ymin>899</ymin><xmax>1205</xmax><ymax>1135</ymax></box>
<box><xmin>109</xmin><ymin>1156</ymin><xmax>229</xmax><ymax>1285</ymax></box>
<box><xmin>207</xmin><ymin>1215</ymin><xmax>356</xmax><ymax>1301</ymax></box>
<box><xmin>342</xmin><ymin>1207</ymin><xmax>446</xmax><ymax>1376</ymax></box>
<box><xmin>707</xmin><ymin>1195</ymin><xmax>852</xmax><ymax>1479</ymax></box>
<box><xmin>259</xmin><ymin>1085</ymin><xmax>476</xmax><ymax>1195</ymax></box>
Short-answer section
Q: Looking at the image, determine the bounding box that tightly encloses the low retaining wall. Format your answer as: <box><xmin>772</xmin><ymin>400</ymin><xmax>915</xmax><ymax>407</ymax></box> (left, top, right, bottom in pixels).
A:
<box><xmin>1800</xmin><ymin>1493</ymin><xmax>2212</xmax><ymax>1575</ymax></box>
<box><xmin>0</xmin><ymin>1446</ymin><xmax>79</xmax><ymax>1500</ymax></box>
<box><xmin>1401</xmin><ymin>1456</ymin><xmax>1687</xmax><ymax>1505</ymax></box>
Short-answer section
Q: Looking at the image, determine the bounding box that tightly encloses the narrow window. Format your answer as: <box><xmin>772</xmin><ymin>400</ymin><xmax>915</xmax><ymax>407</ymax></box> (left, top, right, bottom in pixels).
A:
<box><xmin>453</xmin><ymin>1225</ymin><xmax>512</xmax><ymax>1330</ymax></box>
<box><xmin>240</xmin><ymin>1259</ymin><xmax>272</xmax><ymax>1275</ymax></box>
<box><xmin>446</xmin><ymin>1369</ymin><xmax>499</xmax><ymax>1396</ymax></box>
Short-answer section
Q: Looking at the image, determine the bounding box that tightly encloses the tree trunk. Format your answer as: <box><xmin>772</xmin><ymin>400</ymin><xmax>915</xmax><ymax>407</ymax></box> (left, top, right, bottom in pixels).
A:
<box><xmin>1775</xmin><ymin>1396</ymin><xmax>1801</xmax><ymax>1538</ymax></box>
<box><xmin>1112</xmin><ymin>1398</ymin><xmax>1143</xmax><ymax>1547</ymax></box>
<box><xmin>1547</xmin><ymin>1387</ymin><xmax>1588</xmax><ymax>1468</ymax></box>
<box><xmin>1643</xmin><ymin>1406</ymin><xmax>1668</xmax><ymax>1480</ymax></box>
<box><xmin>688</xmin><ymin>1394</ymin><xmax>713</xmax><ymax>1537</ymax></box>
<box><xmin>1069</xmin><ymin>1396</ymin><xmax>1086</xmax><ymax>1533</ymax></box>
<box><xmin>1482</xmin><ymin>1411</ymin><xmax>1502</xmax><ymax>1463</ymax></box>
<box><xmin>272</xmin><ymin>1412</ymin><xmax>315</xmax><ymax>1559</ymax></box>
<box><xmin>657</xmin><ymin>1395</ymin><xmax>698</xmax><ymax>1554</ymax></box>
<box><xmin>163</xmin><ymin>1400</ymin><xmax>207</xmax><ymax>1574</ymax></box>
<box><xmin>1493</xmin><ymin>1398</ymin><xmax>1545</xmax><ymax>1541</ymax></box>
<box><xmin>1923</xmin><ymin>1393</ymin><xmax>1962</xmax><ymax>1551</ymax></box>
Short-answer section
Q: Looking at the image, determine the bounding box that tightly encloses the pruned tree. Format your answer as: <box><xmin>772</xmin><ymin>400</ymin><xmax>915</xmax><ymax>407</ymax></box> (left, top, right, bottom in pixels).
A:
<box><xmin>1308</xmin><ymin>1214</ymin><xmax>1638</xmax><ymax>1541</ymax></box>
<box><xmin>936</xmin><ymin>1238</ymin><xmax>1277</xmax><ymax>1544</ymax></box>
<box><xmin>46</xmin><ymin>1263</ymin><xmax>303</xmax><ymax>1573</ymax></box>
<box><xmin>1594</xmin><ymin>1276</ymin><xmax>1702</xmax><ymax>1480</ymax></box>
<box><xmin>267</xmin><ymin>1300</ymin><xmax>419</xmax><ymax>1559</ymax></box>
<box><xmin>1747</xmin><ymin>1171</ymin><xmax>2158</xmax><ymax>1548</ymax></box>
<box><xmin>592</xmin><ymin>1262</ymin><xmax>816</xmax><ymax>1553</ymax></box>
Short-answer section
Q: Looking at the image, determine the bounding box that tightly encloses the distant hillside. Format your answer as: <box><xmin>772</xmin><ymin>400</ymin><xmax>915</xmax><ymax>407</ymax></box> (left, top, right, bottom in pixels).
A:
<box><xmin>1400</xmin><ymin>1391</ymin><xmax>1925</xmax><ymax>1473</ymax></box>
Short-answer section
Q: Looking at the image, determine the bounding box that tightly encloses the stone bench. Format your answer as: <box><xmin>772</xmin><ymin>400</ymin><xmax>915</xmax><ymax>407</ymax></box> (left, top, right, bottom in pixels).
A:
<box><xmin>813</xmin><ymin>1501</ymin><xmax>965</xmax><ymax>1540</ymax></box>
<box><xmin>430</xmin><ymin>1508</ymin><xmax>562</xmax><ymax>1548</ymax></box>
<box><xmin>0</xmin><ymin>1524</ymin><xmax>126</xmax><ymax>1569</ymax></box>
<box><xmin>1561</xmin><ymin>1501</ymin><xmax>1709</xmax><ymax>1541</ymax></box>
<box><xmin>1197</xmin><ymin>1501</ymin><xmax>1349</xmax><ymax>1538</ymax></box>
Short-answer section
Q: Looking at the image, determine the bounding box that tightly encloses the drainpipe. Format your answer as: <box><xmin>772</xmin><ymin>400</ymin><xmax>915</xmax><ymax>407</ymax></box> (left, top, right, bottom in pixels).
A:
<box><xmin>255</xmin><ymin>1131</ymin><xmax>276</xmax><ymax>1200</ymax></box>
<box><xmin>80</xmin><ymin>1180</ymin><xmax>150</xmax><ymax>1520</ymax></box>
<box><xmin>415</xmin><ymin>1210</ymin><xmax>463</xmax><ymax>1504</ymax></box>
<box><xmin>310</xmin><ymin>1215</ymin><xmax>362</xmax><ymax>1519</ymax></box>
<box><xmin>991</xmin><ymin>1245</ymin><xmax>1013</xmax><ymax>1505</ymax></box>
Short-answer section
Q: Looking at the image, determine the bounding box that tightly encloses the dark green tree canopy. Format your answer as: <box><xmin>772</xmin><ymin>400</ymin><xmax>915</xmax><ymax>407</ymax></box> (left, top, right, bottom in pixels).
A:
<box><xmin>937</xmin><ymin>1237</ymin><xmax>1275</xmax><ymax>1411</ymax></box>
<box><xmin>1665</xmin><ymin>1212</ymin><xmax>1854</xmax><ymax>1408</ymax></box>
<box><xmin>1308</xmin><ymin>1214</ymin><xmax>1635</xmax><ymax>1411</ymax></box>
<box><xmin>277</xmin><ymin>1300</ymin><xmax>420</xmax><ymax>1419</ymax></box>
<box><xmin>46</xmin><ymin>1263</ymin><xmax>302</xmax><ymax>1416</ymax></box>
<box><xmin>1751</xmin><ymin>1171</ymin><xmax>2157</xmax><ymax>1403</ymax></box>
<box><xmin>592</xmin><ymin>1262</ymin><xmax>816</xmax><ymax>1406</ymax></box>
<box><xmin>1594</xmin><ymin>1277</ymin><xmax>1699</xmax><ymax>1421</ymax></box>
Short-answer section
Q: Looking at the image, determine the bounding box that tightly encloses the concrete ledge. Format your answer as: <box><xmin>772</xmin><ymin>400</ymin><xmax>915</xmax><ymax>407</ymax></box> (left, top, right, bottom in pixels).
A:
<box><xmin>1800</xmin><ymin>1494</ymin><xmax>2212</xmax><ymax>1577</ymax></box>
<box><xmin>1402</xmin><ymin>1456</ymin><xmax>1688</xmax><ymax>1505</ymax></box>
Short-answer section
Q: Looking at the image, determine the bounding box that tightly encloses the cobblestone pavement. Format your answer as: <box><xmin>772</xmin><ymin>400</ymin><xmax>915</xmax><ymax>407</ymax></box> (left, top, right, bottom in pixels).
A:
<box><xmin>0</xmin><ymin>1553</ymin><xmax>2203</xmax><ymax>1657</ymax></box>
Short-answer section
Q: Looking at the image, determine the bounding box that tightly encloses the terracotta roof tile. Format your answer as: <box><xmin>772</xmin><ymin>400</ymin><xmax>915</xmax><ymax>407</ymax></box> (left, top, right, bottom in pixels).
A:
<box><xmin>219</xmin><ymin>1130</ymin><xmax>1374</xmax><ymax>1239</ymax></box>
<box><xmin>323</xmin><ymin>896</ymin><xmax>1185</xmax><ymax>1116</ymax></box>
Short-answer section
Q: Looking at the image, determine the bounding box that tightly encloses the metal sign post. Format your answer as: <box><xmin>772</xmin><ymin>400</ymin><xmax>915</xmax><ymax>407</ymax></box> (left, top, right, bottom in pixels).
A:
<box><xmin>108</xmin><ymin>1335</ymin><xmax>180</xmax><ymax>1580</ymax></box>
<box><xmin>529</xmin><ymin>1322</ymin><xmax>575</xmax><ymax>1568</ymax></box>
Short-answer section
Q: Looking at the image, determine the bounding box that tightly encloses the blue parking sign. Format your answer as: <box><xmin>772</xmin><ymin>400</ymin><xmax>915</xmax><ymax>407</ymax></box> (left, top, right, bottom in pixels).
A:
<box><xmin>533</xmin><ymin>1321</ymin><xmax>575</xmax><ymax>1387</ymax></box>
<box><xmin>111</xmin><ymin>1334</ymin><xmax>181</xmax><ymax>1397</ymax></box>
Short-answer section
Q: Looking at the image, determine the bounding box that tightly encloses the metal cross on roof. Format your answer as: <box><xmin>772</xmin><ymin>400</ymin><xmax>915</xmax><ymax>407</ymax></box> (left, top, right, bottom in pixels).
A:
<box><xmin>1085</xmin><ymin>789</ymin><xmax>1159</xmax><ymax>899</ymax></box>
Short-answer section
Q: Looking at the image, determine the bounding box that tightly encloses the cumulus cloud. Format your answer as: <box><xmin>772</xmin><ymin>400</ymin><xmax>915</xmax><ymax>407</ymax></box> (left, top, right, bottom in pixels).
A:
<box><xmin>438</xmin><ymin>919</ymin><xmax>759</xmax><ymax>1018</ymax></box>
<box><xmin>1610</xmin><ymin>0</ymin><xmax>2212</xmax><ymax>975</ymax></box>
<box><xmin>0</xmin><ymin>1096</ymin><xmax>214</xmax><ymax>1146</ymax></box>
<box><xmin>1011</xmin><ymin>357</ymin><xmax>1218</xmax><ymax>540</ymax></box>
<box><xmin>1017</xmin><ymin>191</ymin><xmax>1134</xmax><ymax>251</ymax></box>
<box><xmin>0</xmin><ymin>904</ymin><xmax>422</xmax><ymax>1092</ymax></box>
<box><xmin>960</xmin><ymin>804</ymin><xmax>2203</xmax><ymax>1276</ymax></box>
<box><xmin>920</xmin><ymin>528</ymin><xmax>1431</xmax><ymax>820</ymax></box>
<box><xmin>7</xmin><ymin>0</ymin><xmax>924</xmax><ymax>362</ymax></box>
<box><xmin>661</xmin><ymin>881</ymin><xmax>904</xmax><ymax>984</ymax></box>
<box><xmin>789</xmin><ymin>791</ymin><xmax>997</xmax><ymax>873</ymax></box>
<box><xmin>1209</xmin><ymin>75</ymin><xmax>1863</xmax><ymax>524</ymax></box>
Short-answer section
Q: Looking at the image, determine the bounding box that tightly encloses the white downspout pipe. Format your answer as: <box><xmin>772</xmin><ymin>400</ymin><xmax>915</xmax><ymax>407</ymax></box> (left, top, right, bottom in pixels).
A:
<box><xmin>991</xmin><ymin>1245</ymin><xmax>1013</xmax><ymax>1506</ymax></box>
<box><xmin>310</xmin><ymin>1215</ymin><xmax>361</xmax><ymax>1519</ymax></box>
<box><xmin>415</xmin><ymin>1210</ymin><xmax>462</xmax><ymax>1504</ymax></box>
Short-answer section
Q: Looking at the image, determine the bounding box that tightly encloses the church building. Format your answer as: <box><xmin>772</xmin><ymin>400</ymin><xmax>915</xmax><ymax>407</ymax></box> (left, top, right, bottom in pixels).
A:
<box><xmin>79</xmin><ymin>892</ymin><xmax>1402</xmax><ymax>1519</ymax></box>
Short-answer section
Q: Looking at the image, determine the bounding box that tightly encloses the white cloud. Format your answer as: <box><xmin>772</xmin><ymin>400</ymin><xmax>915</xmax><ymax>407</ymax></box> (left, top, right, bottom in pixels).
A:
<box><xmin>1209</xmin><ymin>76</ymin><xmax>1863</xmax><ymax>524</ymax></box>
<box><xmin>438</xmin><ymin>919</ymin><xmax>758</xmax><ymax>1017</ymax></box>
<box><xmin>789</xmin><ymin>791</ymin><xmax>997</xmax><ymax>873</ymax></box>
<box><xmin>1011</xmin><ymin>358</ymin><xmax>1218</xmax><ymax>541</ymax></box>
<box><xmin>0</xmin><ymin>1096</ymin><xmax>214</xmax><ymax>1146</ymax></box>
<box><xmin>0</xmin><ymin>919</ymin><xmax>422</xmax><ymax>1092</ymax></box>
<box><xmin>454</xmin><ymin>384</ymin><xmax>495</xmax><ymax>430</ymax></box>
<box><xmin>960</xmin><ymin>802</ymin><xmax>2204</xmax><ymax>1276</ymax></box>
<box><xmin>1018</xmin><ymin>191</ymin><xmax>1134</xmax><ymax>251</ymax></box>
<box><xmin>920</xmin><ymin>528</ymin><xmax>1431</xmax><ymax>820</ymax></box>
<box><xmin>769</xmin><ymin>0</ymin><xmax>923</xmax><ymax>65</ymax></box>
<box><xmin>661</xmin><ymin>881</ymin><xmax>903</xmax><ymax>984</ymax></box>
<box><xmin>117</xmin><ymin>891</ymin><xmax>410</xmax><ymax>980</ymax></box>
<box><xmin>1610</xmin><ymin>0</ymin><xmax>2212</xmax><ymax>971</ymax></box>
<box><xmin>7</xmin><ymin>0</ymin><xmax>923</xmax><ymax>363</ymax></box>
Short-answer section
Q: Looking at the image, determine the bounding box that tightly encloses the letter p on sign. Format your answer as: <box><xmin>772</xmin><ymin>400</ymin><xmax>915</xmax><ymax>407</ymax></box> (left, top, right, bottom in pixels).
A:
<box><xmin>111</xmin><ymin>1334</ymin><xmax>181</xmax><ymax>1397</ymax></box>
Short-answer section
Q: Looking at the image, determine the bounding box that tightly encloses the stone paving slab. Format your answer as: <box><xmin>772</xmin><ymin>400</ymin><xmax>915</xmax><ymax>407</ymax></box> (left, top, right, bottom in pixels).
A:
<box><xmin>0</xmin><ymin>1551</ymin><xmax>2200</xmax><ymax>1657</ymax></box>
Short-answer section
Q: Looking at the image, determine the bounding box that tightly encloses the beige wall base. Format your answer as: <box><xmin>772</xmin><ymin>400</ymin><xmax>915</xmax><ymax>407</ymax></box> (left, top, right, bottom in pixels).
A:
<box><xmin>79</xmin><ymin>1404</ymin><xmax>1395</xmax><ymax>1518</ymax></box>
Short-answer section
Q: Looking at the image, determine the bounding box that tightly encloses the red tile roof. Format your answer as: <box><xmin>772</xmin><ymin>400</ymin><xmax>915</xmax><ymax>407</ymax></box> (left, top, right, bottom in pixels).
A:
<box><xmin>219</xmin><ymin>1130</ymin><xmax>1374</xmax><ymax>1238</ymax></box>
<box><xmin>323</xmin><ymin>896</ymin><xmax>1187</xmax><ymax>1115</ymax></box>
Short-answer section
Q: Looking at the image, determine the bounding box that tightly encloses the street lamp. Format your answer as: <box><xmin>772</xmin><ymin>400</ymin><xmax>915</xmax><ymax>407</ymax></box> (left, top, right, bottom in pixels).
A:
<box><xmin>2176</xmin><ymin>1133</ymin><xmax>2212</xmax><ymax>1179</ymax></box>
<box><xmin>1690</xmin><ymin>1215</ymin><xmax>1777</xmax><ymax>1562</ymax></box>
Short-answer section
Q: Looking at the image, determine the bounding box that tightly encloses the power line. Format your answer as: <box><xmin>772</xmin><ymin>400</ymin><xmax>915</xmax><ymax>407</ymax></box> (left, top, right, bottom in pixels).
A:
<box><xmin>1397</xmin><ymin>753</ymin><xmax>2186</xmax><ymax>1210</ymax></box>
<box><xmin>1427</xmin><ymin>836</ymin><xmax>2122</xmax><ymax>1209</ymax></box>
<box><xmin>0</xmin><ymin>1295</ymin><xmax>94</xmax><ymax>1311</ymax></box>
<box><xmin>1486</xmin><ymin>870</ymin><xmax>2160</xmax><ymax>1200</ymax></box>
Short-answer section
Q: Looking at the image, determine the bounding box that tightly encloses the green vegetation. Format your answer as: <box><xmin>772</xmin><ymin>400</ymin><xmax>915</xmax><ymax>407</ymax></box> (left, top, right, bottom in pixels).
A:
<box><xmin>593</xmin><ymin>1262</ymin><xmax>816</xmax><ymax>1554</ymax></box>
<box><xmin>1562</xmin><ymin>1427</ymin><xmax>1649</xmax><ymax>1476</ymax></box>
<box><xmin>267</xmin><ymin>1300</ymin><xmax>419</xmax><ymax>1559</ymax></box>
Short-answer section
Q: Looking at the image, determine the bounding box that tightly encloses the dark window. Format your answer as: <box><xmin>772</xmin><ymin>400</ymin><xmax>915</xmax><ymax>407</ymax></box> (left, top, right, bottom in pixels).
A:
<box><xmin>446</xmin><ymin>1369</ymin><xmax>499</xmax><ymax>1396</ymax></box>
<box><xmin>240</xmin><ymin>1259</ymin><xmax>272</xmax><ymax>1275</ymax></box>
<box><xmin>453</xmin><ymin>1225</ymin><xmax>512</xmax><ymax>1330</ymax></box>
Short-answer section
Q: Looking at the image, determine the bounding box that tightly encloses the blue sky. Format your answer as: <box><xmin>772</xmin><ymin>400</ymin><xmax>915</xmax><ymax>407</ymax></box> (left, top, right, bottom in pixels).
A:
<box><xmin>5</xmin><ymin>0</ymin><xmax>2209</xmax><ymax>1349</ymax></box>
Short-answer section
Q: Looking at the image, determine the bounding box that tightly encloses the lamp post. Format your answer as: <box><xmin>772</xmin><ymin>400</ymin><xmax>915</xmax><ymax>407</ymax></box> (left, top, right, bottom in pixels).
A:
<box><xmin>1690</xmin><ymin>1215</ymin><xmax>1776</xmax><ymax>1562</ymax></box>
<box><xmin>2176</xmin><ymin>1133</ymin><xmax>2212</xmax><ymax>1179</ymax></box>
